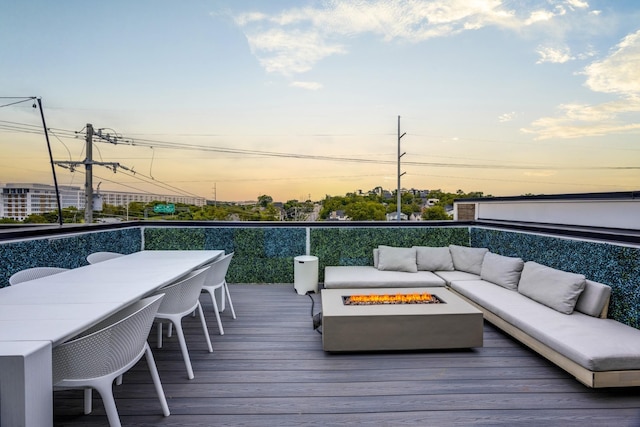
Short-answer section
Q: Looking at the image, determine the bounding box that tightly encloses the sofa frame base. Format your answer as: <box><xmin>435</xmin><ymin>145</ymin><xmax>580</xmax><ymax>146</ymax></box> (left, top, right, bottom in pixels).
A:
<box><xmin>450</xmin><ymin>288</ymin><xmax>640</xmax><ymax>388</ymax></box>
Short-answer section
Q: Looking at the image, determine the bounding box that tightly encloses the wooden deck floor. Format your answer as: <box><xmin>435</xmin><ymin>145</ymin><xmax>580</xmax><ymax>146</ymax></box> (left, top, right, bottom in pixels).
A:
<box><xmin>54</xmin><ymin>284</ymin><xmax>640</xmax><ymax>426</ymax></box>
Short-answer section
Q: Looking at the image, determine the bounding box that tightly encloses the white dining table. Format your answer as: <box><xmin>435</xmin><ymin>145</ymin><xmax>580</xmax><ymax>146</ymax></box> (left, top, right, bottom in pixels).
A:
<box><xmin>0</xmin><ymin>249</ymin><xmax>223</xmax><ymax>427</ymax></box>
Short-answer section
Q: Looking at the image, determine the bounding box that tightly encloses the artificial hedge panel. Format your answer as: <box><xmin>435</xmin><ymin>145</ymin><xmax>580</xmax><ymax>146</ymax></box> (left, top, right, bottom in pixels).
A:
<box><xmin>310</xmin><ymin>227</ymin><xmax>471</xmax><ymax>282</ymax></box>
<box><xmin>143</xmin><ymin>227</ymin><xmax>205</xmax><ymax>250</ymax></box>
<box><xmin>471</xmin><ymin>227</ymin><xmax>640</xmax><ymax>328</ymax></box>
<box><xmin>0</xmin><ymin>227</ymin><xmax>141</xmax><ymax>288</ymax></box>
<box><xmin>144</xmin><ymin>226</ymin><xmax>306</xmax><ymax>284</ymax></box>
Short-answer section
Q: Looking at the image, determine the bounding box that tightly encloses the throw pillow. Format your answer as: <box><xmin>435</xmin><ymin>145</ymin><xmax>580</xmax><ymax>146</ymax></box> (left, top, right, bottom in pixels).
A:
<box><xmin>377</xmin><ymin>246</ymin><xmax>417</xmax><ymax>273</ymax></box>
<box><xmin>449</xmin><ymin>245</ymin><xmax>488</xmax><ymax>275</ymax></box>
<box><xmin>517</xmin><ymin>261</ymin><xmax>586</xmax><ymax>315</ymax></box>
<box><xmin>480</xmin><ymin>252</ymin><xmax>524</xmax><ymax>290</ymax></box>
<box><xmin>413</xmin><ymin>246</ymin><xmax>454</xmax><ymax>271</ymax></box>
<box><xmin>574</xmin><ymin>279</ymin><xmax>612</xmax><ymax>317</ymax></box>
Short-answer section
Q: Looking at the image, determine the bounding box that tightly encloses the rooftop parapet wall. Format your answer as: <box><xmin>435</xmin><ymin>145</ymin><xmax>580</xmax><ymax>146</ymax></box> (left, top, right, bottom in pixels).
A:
<box><xmin>1</xmin><ymin>222</ymin><xmax>639</xmax><ymax>329</ymax></box>
<box><xmin>0</xmin><ymin>227</ymin><xmax>141</xmax><ymax>287</ymax></box>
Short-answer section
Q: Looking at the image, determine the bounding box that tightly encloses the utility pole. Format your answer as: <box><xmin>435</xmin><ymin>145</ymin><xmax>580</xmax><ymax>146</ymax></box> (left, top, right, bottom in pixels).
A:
<box><xmin>397</xmin><ymin>115</ymin><xmax>406</xmax><ymax>222</ymax></box>
<box><xmin>85</xmin><ymin>124</ymin><xmax>94</xmax><ymax>224</ymax></box>
<box><xmin>54</xmin><ymin>123</ymin><xmax>121</xmax><ymax>224</ymax></box>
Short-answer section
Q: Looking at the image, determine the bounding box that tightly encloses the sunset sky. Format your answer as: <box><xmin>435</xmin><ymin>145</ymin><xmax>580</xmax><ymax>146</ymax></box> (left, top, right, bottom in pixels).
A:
<box><xmin>1</xmin><ymin>0</ymin><xmax>639</xmax><ymax>202</ymax></box>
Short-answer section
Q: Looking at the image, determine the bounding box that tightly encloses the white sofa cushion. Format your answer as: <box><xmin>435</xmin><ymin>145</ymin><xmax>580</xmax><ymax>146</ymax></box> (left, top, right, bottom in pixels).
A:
<box><xmin>413</xmin><ymin>246</ymin><xmax>454</xmax><ymax>271</ymax></box>
<box><xmin>480</xmin><ymin>252</ymin><xmax>524</xmax><ymax>291</ymax></box>
<box><xmin>451</xmin><ymin>280</ymin><xmax>640</xmax><ymax>371</ymax></box>
<box><xmin>575</xmin><ymin>279</ymin><xmax>612</xmax><ymax>318</ymax></box>
<box><xmin>324</xmin><ymin>266</ymin><xmax>446</xmax><ymax>289</ymax></box>
<box><xmin>433</xmin><ymin>270</ymin><xmax>480</xmax><ymax>285</ymax></box>
<box><xmin>449</xmin><ymin>245</ymin><xmax>488</xmax><ymax>275</ymax></box>
<box><xmin>517</xmin><ymin>261</ymin><xmax>586</xmax><ymax>315</ymax></box>
<box><xmin>377</xmin><ymin>246</ymin><xmax>417</xmax><ymax>273</ymax></box>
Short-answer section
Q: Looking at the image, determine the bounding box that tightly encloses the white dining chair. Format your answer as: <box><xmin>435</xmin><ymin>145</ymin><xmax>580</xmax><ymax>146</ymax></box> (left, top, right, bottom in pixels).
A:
<box><xmin>52</xmin><ymin>294</ymin><xmax>169</xmax><ymax>427</ymax></box>
<box><xmin>201</xmin><ymin>252</ymin><xmax>236</xmax><ymax>335</ymax></box>
<box><xmin>9</xmin><ymin>266</ymin><xmax>69</xmax><ymax>285</ymax></box>
<box><xmin>153</xmin><ymin>267</ymin><xmax>212</xmax><ymax>380</ymax></box>
<box><xmin>86</xmin><ymin>251</ymin><xmax>125</xmax><ymax>264</ymax></box>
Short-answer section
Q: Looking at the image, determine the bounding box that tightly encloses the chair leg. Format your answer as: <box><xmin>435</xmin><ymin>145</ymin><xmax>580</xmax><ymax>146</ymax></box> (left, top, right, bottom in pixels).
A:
<box><xmin>93</xmin><ymin>382</ymin><xmax>122</xmax><ymax>427</ymax></box>
<box><xmin>173</xmin><ymin>319</ymin><xmax>195</xmax><ymax>380</ymax></box>
<box><xmin>144</xmin><ymin>343</ymin><xmax>170</xmax><ymax>417</ymax></box>
<box><xmin>196</xmin><ymin>301</ymin><xmax>214</xmax><ymax>353</ymax></box>
<box><xmin>157</xmin><ymin>322</ymin><xmax>163</xmax><ymax>349</ymax></box>
<box><xmin>208</xmin><ymin>289</ymin><xmax>224</xmax><ymax>335</ymax></box>
<box><xmin>84</xmin><ymin>388</ymin><xmax>92</xmax><ymax>414</ymax></box>
<box><xmin>224</xmin><ymin>282</ymin><xmax>237</xmax><ymax>319</ymax></box>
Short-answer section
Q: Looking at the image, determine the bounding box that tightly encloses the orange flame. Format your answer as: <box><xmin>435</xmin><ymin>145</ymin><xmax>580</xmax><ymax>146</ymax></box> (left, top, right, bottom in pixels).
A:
<box><xmin>345</xmin><ymin>293</ymin><xmax>439</xmax><ymax>305</ymax></box>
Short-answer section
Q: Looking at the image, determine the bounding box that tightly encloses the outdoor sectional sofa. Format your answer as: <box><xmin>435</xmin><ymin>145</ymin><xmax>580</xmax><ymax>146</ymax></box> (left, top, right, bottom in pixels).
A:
<box><xmin>323</xmin><ymin>244</ymin><xmax>640</xmax><ymax>388</ymax></box>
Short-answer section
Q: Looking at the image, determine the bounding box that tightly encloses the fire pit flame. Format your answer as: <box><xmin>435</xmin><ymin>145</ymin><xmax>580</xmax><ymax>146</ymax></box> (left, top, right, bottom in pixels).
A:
<box><xmin>343</xmin><ymin>292</ymin><xmax>443</xmax><ymax>305</ymax></box>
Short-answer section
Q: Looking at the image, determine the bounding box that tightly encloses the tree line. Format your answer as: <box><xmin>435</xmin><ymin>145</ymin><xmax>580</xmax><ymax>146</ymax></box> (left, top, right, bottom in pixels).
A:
<box><xmin>0</xmin><ymin>190</ymin><xmax>487</xmax><ymax>223</ymax></box>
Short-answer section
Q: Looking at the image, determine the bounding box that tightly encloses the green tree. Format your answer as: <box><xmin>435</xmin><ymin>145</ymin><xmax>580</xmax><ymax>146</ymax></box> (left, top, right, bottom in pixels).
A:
<box><xmin>23</xmin><ymin>214</ymin><xmax>48</xmax><ymax>223</ymax></box>
<box><xmin>345</xmin><ymin>201</ymin><xmax>386</xmax><ymax>221</ymax></box>
<box><xmin>257</xmin><ymin>195</ymin><xmax>273</xmax><ymax>208</ymax></box>
<box><xmin>422</xmin><ymin>206</ymin><xmax>452</xmax><ymax>220</ymax></box>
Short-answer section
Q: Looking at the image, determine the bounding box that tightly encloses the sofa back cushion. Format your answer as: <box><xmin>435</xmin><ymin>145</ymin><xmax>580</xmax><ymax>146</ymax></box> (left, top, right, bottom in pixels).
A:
<box><xmin>480</xmin><ymin>252</ymin><xmax>524</xmax><ymax>290</ymax></box>
<box><xmin>449</xmin><ymin>245</ymin><xmax>488</xmax><ymax>275</ymax></box>
<box><xmin>376</xmin><ymin>246</ymin><xmax>417</xmax><ymax>273</ymax></box>
<box><xmin>413</xmin><ymin>246</ymin><xmax>454</xmax><ymax>271</ymax></box>
<box><xmin>517</xmin><ymin>261</ymin><xmax>586</xmax><ymax>314</ymax></box>
<box><xmin>575</xmin><ymin>279</ymin><xmax>611</xmax><ymax>317</ymax></box>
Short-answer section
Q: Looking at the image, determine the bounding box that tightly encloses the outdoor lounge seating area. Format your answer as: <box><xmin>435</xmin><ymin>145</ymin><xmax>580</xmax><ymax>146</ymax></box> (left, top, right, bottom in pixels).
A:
<box><xmin>325</xmin><ymin>244</ymin><xmax>640</xmax><ymax>388</ymax></box>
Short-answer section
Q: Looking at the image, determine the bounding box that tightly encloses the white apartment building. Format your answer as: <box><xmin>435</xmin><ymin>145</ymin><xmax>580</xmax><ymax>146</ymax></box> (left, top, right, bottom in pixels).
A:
<box><xmin>0</xmin><ymin>183</ymin><xmax>83</xmax><ymax>221</ymax></box>
<box><xmin>0</xmin><ymin>183</ymin><xmax>205</xmax><ymax>221</ymax></box>
<box><xmin>97</xmin><ymin>190</ymin><xmax>205</xmax><ymax>208</ymax></box>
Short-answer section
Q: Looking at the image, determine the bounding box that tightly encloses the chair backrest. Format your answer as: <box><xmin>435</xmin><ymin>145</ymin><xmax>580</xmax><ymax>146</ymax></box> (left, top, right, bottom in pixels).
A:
<box><xmin>155</xmin><ymin>267</ymin><xmax>209</xmax><ymax>315</ymax></box>
<box><xmin>203</xmin><ymin>253</ymin><xmax>234</xmax><ymax>288</ymax></box>
<box><xmin>87</xmin><ymin>251</ymin><xmax>125</xmax><ymax>264</ymax></box>
<box><xmin>9</xmin><ymin>267</ymin><xmax>69</xmax><ymax>286</ymax></box>
<box><xmin>52</xmin><ymin>294</ymin><xmax>164</xmax><ymax>383</ymax></box>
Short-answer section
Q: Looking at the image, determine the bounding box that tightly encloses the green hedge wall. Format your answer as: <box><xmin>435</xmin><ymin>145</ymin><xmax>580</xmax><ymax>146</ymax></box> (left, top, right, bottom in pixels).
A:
<box><xmin>143</xmin><ymin>226</ymin><xmax>471</xmax><ymax>284</ymax></box>
<box><xmin>0</xmin><ymin>227</ymin><xmax>141</xmax><ymax>287</ymax></box>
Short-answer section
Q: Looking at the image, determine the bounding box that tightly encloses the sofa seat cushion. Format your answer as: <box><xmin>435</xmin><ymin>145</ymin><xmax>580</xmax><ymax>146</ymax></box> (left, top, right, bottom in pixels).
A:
<box><xmin>324</xmin><ymin>266</ymin><xmax>445</xmax><ymax>289</ymax></box>
<box><xmin>433</xmin><ymin>270</ymin><xmax>480</xmax><ymax>285</ymax></box>
<box><xmin>451</xmin><ymin>280</ymin><xmax>640</xmax><ymax>371</ymax></box>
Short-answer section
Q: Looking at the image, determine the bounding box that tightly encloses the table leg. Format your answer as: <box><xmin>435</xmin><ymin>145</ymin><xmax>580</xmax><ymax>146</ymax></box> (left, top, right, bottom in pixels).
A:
<box><xmin>0</xmin><ymin>341</ymin><xmax>53</xmax><ymax>427</ymax></box>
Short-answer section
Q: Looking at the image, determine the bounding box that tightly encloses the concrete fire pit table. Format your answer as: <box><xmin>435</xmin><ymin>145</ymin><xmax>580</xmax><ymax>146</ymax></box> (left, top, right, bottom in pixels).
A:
<box><xmin>321</xmin><ymin>287</ymin><xmax>483</xmax><ymax>352</ymax></box>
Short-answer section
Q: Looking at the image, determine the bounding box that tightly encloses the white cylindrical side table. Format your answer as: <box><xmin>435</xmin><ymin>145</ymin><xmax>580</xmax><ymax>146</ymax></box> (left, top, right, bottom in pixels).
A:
<box><xmin>293</xmin><ymin>255</ymin><xmax>319</xmax><ymax>295</ymax></box>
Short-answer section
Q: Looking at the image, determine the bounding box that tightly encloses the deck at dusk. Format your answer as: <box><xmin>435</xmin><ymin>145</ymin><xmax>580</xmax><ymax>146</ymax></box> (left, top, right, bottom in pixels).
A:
<box><xmin>53</xmin><ymin>284</ymin><xmax>640</xmax><ymax>427</ymax></box>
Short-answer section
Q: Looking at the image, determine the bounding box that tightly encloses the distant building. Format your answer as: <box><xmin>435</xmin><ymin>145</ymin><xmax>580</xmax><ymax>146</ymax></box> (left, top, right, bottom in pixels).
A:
<box><xmin>0</xmin><ymin>182</ymin><xmax>205</xmax><ymax>221</ymax></box>
<box><xmin>328</xmin><ymin>210</ymin><xmax>348</xmax><ymax>221</ymax></box>
<box><xmin>0</xmin><ymin>183</ymin><xmax>83</xmax><ymax>221</ymax></box>
<box><xmin>98</xmin><ymin>190</ymin><xmax>205</xmax><ymax>208</ymax></box>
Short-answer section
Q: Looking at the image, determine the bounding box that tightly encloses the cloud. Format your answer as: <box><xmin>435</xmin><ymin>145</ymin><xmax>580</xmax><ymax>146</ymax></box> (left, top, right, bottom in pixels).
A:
<box><xmin>234</xmin><ymin>0</ymin><xmax>587</xmax><ymax>76</ymax></box>
<box><xmin>523</xmin><ymin>29</ymin><xmax>640</xmax><ymax>139</ymax></box>
<box><xmin>536</xmin><ymin>45</ymin><xmax>574</xmax><ymax>64</ymax></box>
<box><xmin>498</xmin><ymin>111</ymin><xmax>517</xmax><ymax>122</ymax></box>
<box><xmin>583</xmin><ymin>30</ymin><xmax>640</xmax><ymax>95</ymax></box>
<box><xmin>524</xmin><ymin>170</ymin><xmax>557</xmax><ymax>177</ymax></box>
<box><xmin>291</xmin><ymin>81</ymin><xmax>323</xmax><ymax>90</ymax></box>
